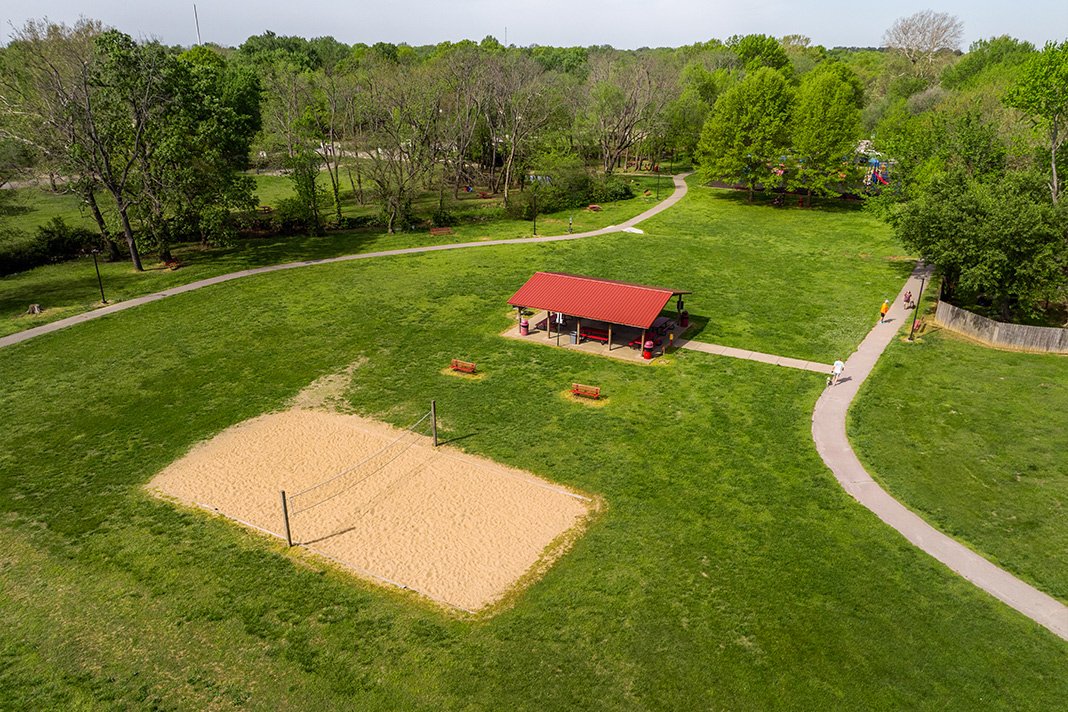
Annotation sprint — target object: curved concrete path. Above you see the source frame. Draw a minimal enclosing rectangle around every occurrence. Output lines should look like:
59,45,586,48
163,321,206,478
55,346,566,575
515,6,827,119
0,173,694,350
812,262,1068,641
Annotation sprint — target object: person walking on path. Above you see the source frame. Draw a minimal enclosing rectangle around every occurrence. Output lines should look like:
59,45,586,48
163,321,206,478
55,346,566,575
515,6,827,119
903,291,913,310
831,358,845,386
879,299,890,323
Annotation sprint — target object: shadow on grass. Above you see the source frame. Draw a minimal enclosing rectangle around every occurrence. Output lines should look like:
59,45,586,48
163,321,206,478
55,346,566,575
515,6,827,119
437,432,478,447
702,185,872,215
681,313,711,340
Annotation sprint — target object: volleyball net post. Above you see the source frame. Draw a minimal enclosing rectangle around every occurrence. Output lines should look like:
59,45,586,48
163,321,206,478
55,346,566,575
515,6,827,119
432,400,437,447
280,489,293,547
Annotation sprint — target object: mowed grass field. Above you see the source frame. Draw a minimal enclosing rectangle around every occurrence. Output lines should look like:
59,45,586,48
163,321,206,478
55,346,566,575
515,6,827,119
850,328,1068,605
2,185,1067,709
0,173,666,338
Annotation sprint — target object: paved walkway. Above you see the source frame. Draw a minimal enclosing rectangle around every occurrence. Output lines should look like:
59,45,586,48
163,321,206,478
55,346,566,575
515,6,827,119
811,262,1068,641
5,172,1066,640
0,173,695,350
676,339,828,373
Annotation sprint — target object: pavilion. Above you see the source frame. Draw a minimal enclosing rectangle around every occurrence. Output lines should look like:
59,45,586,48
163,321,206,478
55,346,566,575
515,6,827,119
507,272,692,357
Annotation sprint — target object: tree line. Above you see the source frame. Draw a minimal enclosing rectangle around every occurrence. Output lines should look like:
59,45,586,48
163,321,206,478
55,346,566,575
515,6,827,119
0,14,1065,323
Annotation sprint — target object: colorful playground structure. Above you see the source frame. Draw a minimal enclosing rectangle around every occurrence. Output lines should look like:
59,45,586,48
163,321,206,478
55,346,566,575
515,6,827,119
864,157,891,186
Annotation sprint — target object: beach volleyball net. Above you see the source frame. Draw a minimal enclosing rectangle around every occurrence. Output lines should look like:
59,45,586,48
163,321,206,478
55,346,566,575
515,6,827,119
282,406,436,544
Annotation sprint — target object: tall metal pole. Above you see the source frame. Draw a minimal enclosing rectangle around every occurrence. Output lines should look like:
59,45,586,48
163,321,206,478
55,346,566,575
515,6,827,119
431,400,438,447
280,490,293,547
92,250,107,304
908,276,926,341
193,5,202,45
532,189,537,236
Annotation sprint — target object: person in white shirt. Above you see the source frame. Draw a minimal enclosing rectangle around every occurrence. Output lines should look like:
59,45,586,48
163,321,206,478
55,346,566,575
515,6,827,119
831,359,845,386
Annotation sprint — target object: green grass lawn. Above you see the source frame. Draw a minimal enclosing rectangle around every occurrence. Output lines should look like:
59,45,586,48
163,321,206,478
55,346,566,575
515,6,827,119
2,175,906,365
637,178,911,362
1,226,1066,709
249,169,670,229
849,327,1068,605
0,186,98,235
0,175,668,339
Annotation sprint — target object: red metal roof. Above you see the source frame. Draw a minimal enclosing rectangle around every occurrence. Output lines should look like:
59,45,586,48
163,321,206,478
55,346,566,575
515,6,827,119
507,272,691,329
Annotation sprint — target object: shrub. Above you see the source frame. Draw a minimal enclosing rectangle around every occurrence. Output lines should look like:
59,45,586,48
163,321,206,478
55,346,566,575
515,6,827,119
504,185,567,220
272,196,316,234
0,230,41,276
36,217,95,263
431,207,457,227
336,215,382,230
0,218,97,276
601,177,635,202
505,167,636,222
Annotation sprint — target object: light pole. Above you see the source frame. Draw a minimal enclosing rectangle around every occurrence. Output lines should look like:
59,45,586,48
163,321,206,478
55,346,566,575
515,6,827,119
908,276,925,341
655,163,661,200
91,249,107,304
532,186,538,236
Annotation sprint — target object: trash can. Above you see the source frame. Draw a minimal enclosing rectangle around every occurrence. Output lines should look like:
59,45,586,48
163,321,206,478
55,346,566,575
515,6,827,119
643,340,654,360
520,318,529,336
570,331,578,344
680,310,689,328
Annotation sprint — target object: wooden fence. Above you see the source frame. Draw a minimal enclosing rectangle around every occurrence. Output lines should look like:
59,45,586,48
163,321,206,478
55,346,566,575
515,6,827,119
934,301,1068,353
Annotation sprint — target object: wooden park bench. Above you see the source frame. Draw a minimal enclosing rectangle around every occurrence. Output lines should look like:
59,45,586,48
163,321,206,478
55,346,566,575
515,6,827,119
579,327,610,343
259,206,272,214
587,204,602,211
430,227,453,237
571,383,601,400
450,359,477,374
164,258,183,271
477,192,491,198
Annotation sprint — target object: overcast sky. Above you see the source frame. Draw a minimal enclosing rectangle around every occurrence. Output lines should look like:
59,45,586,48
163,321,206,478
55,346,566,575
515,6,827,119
3,1,1066,51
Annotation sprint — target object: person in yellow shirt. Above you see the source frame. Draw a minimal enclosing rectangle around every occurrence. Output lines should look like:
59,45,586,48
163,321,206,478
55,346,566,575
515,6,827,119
879,299,890,324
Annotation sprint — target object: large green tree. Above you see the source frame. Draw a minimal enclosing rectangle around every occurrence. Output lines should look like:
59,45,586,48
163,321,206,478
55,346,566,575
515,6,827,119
134,47,258,258
582,52,675,176
1005,40,1068,204
893,169,1066,319
727,34,792,76
361,59,442,233
695,67,793,200
0,20,152,269
789,63,863,204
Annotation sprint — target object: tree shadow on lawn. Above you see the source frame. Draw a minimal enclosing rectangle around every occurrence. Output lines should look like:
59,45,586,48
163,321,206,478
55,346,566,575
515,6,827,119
682,312,711,340
703,186,871,215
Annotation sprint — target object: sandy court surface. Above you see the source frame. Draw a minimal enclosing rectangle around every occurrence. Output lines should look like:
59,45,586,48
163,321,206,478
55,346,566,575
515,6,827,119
149,408,593,612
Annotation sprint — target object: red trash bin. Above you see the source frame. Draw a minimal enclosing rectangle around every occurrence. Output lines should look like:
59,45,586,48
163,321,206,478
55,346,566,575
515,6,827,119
520,318,529,336
642,340,654,360
680,311,689,328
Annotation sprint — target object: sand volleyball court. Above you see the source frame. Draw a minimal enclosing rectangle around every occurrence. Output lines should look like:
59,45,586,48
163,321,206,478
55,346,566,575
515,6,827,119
149,408,594,612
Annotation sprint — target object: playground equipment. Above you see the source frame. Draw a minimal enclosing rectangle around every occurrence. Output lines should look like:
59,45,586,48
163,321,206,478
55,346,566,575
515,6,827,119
864,158,890,187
